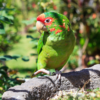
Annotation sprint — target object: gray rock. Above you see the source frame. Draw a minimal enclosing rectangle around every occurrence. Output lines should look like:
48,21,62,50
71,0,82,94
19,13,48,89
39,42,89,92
2,64,100,100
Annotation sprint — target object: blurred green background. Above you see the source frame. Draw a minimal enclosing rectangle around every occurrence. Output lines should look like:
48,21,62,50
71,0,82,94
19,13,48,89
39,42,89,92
1,0,100,97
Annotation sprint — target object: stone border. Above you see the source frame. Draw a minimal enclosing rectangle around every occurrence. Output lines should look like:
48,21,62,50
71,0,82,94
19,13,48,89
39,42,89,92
2,64,100,100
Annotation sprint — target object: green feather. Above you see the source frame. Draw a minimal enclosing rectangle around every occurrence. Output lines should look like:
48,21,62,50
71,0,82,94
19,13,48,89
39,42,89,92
37,32,44,54
37,31,50,54
37,12,75,70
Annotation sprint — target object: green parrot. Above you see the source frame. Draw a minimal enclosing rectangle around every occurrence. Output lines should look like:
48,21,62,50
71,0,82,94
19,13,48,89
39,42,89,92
34,12,75,79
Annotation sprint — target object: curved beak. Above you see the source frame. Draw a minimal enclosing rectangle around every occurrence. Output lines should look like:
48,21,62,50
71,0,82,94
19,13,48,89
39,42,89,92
36,21,47,34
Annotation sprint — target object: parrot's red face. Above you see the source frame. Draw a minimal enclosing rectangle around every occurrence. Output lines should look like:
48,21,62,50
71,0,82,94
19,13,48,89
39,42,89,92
36,13,54,33
37,14,53,26
36,12,70,35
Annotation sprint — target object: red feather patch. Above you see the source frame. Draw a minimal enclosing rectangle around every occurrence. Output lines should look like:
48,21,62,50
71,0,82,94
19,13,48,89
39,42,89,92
56,29,62,34
59,23,65,29
68,27,70,31
50,28,55,32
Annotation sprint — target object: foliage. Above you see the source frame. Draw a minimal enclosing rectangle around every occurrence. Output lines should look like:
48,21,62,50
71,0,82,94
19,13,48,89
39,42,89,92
0,66,23,99
68,46,79,69
0,0,21,53
59,0,100,67
51,88,100,100
0,1,21,98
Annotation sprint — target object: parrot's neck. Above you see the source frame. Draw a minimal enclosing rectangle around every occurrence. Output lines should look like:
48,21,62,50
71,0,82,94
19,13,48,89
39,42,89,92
44,29,74,43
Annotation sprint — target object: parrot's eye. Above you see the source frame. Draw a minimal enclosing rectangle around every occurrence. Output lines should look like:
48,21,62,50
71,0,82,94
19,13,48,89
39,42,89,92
45,19,51,23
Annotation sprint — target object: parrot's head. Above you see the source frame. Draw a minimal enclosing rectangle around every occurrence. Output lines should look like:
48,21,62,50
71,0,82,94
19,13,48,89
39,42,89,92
36,12,71,34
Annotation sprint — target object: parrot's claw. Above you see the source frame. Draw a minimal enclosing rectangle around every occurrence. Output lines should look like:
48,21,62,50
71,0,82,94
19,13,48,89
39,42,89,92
33,69,50,75
55,71,61,83
51,70,61,83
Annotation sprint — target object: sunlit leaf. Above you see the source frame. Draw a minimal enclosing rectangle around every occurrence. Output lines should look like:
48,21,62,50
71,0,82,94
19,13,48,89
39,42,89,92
93,88,100,92
0,16,13,24
80,38,85,46
30,40,38,45
87,60,96,65
0,56,6,61
22,18,36,25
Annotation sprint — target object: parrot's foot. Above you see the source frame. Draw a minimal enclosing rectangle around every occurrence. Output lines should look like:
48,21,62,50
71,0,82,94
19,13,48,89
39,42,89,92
33,69,61,83
33,69,50,76
53,70,61,83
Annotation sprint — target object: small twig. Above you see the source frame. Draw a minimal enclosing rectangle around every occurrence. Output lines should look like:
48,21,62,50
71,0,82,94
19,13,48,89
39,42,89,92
79,79,91,92
82,38,89,54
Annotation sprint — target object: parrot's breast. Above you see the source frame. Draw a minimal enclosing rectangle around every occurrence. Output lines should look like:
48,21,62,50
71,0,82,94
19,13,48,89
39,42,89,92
42,32,75,69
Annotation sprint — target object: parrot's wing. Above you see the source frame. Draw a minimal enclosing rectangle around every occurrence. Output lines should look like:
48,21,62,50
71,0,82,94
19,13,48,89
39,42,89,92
37,32,44,54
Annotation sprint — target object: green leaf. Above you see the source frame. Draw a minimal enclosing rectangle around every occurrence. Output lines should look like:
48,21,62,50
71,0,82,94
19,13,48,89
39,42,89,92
4,55,13,60
86,89,92,92
0,66,8,71
0,23,5,34
88,43,92,48
26,35,34,39
4,8,15,12
0,0,3,7
0,56,6,61
0,70,8,78
26,35,39,40
32,45,37,49
0,55,21,61
80,38,85,46
30,53,37,56
22,56,29,62
0,80,3,85
22,18,36,25
87,60,96,65
93,88,100,92
32,38,39,41
12,54,21,60
0,16,13,24
0,55,13,61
